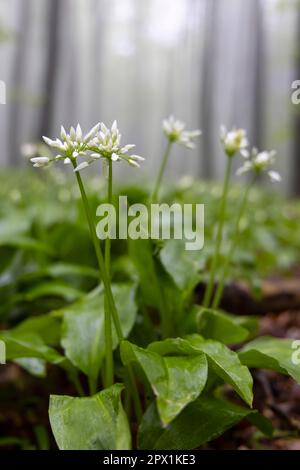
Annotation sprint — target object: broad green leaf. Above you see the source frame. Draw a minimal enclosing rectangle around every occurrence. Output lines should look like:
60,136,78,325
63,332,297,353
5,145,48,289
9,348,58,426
46,262,98,279
13,314,61,346
60,283,137,384
186,335,253,406
239,336,300,383
138,396,269,450
49,384,131,450
121,340,207,424
197,308,250,344
160,239,201,291
129,239,187,337
47,222,93,266
234,315,259,339
0,331,64,364
149,335,253,407
148,337,199,356
20,281,84,302
0,323,77,379
128,239,161,309
0,235,53,254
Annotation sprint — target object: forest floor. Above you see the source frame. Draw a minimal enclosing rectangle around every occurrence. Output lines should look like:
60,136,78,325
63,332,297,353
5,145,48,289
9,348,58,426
209,276,300,450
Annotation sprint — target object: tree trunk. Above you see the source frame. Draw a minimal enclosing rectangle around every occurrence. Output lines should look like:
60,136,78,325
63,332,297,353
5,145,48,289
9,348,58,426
200,0,217,178
37,0,60,138
8,1,30,165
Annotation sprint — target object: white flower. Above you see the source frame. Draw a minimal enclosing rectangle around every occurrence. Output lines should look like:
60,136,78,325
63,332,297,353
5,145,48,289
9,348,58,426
162,115,201,149
268,170,281,183
220,126,248,157
90,120,145,168
237,148,281,183
30,156,51,168
33,123,101,171
73,161,90,172
35,122,144,172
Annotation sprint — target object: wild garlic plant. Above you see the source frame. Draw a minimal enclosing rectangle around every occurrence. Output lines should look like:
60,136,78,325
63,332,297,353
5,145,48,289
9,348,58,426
147,117,201,338
202,126,249,308
151,115,201,202
32,122,143,417
6,118,300,452
209,148,281,310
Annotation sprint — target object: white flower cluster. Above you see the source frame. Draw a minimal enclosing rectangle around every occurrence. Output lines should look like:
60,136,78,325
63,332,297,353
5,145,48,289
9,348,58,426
237,148,281,183
30,118,281,185
89,121,144,169
31,122,144,172
220,126,281,182
163,115,201,149
220,126,248,157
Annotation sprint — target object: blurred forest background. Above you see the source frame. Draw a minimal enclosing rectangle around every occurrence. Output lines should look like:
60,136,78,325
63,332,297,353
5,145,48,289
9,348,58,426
0,0,299,194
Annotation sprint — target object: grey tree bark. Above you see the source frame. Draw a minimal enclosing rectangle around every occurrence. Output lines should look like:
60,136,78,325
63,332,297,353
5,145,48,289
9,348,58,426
37,0,60,138
8,1,31,165
200,0,217,178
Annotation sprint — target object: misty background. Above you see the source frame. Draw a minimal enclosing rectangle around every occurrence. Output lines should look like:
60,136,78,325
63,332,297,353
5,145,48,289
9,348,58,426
0,0,299,194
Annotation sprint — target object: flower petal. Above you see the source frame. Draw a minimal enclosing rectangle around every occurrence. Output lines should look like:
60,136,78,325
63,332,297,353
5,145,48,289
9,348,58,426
70,127,76,140
30,156,50,164
128,158,140,167
129,155,145,162
268,170,282,183
84,123,101,143
60,126,67,140
76,124,83,141
74,161,90,172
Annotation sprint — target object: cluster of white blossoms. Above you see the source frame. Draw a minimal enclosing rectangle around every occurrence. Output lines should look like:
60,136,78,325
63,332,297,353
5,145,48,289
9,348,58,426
220,126,281,183
31,123,100,169
30,122,144,171
220,126,249,157
88,121,145,169
30,118,281,184
162,115,201,149
237,148,281,183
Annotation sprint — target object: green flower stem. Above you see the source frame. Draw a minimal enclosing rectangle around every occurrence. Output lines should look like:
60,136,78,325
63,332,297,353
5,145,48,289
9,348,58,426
74,168,123,338
71,370,85,397
150,140,173,337
104,159,114,388
151,140,173,202
73,166,142,420
212,176,255,309
203,157,233,308
88,376,97,396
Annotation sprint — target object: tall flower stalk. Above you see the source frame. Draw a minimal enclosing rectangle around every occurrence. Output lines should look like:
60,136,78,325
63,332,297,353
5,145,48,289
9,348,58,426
211,147,281,309
74,167,142,417
151,140,172,203
104,159,114,387
151,116,201,202
90,121,144,387
203,127,248,308
211,176,254,309
150,117,201,338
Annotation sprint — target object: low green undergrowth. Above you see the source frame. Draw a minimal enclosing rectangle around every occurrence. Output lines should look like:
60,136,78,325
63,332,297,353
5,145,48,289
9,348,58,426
0,120,300,450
